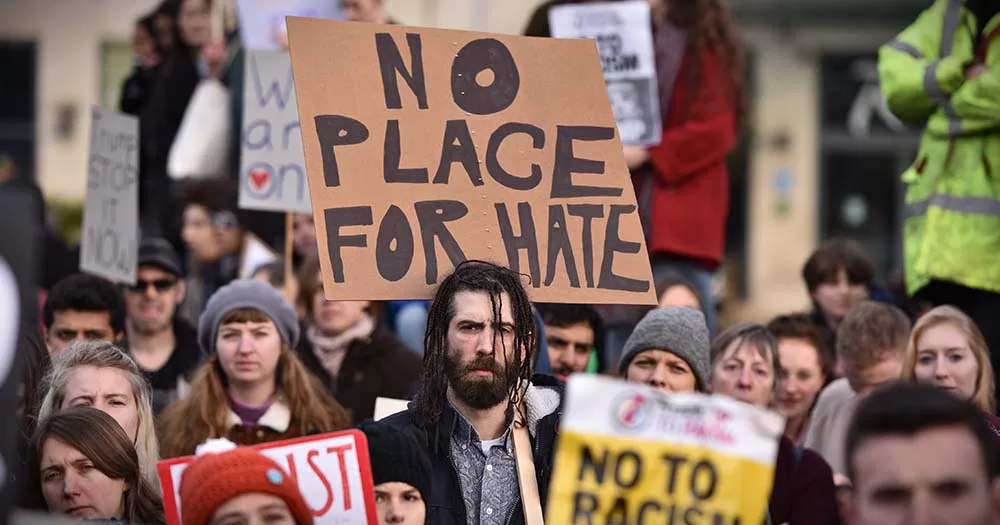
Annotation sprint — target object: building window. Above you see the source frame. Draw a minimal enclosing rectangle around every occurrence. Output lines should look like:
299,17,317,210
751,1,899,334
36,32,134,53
101,41,132,112
819,52,919,283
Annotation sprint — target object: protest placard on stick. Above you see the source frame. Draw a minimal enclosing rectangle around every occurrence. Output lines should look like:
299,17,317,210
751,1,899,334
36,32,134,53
239,50,311,214
548,375,783,524
286,18,656,305
80,107,139,285
549,1,662,147
158,430,376,525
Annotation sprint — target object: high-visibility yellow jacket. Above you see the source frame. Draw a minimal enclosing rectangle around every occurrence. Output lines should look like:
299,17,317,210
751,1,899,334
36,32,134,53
879,0,1000,295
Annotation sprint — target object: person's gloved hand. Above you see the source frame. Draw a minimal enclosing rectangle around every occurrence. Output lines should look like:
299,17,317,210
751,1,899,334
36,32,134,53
966,62,990,81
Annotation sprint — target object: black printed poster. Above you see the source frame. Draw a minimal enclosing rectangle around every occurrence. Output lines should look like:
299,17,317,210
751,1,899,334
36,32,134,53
549,1,662,147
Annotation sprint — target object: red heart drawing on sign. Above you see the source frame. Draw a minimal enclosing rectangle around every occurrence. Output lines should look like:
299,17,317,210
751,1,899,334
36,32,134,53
250,169,270,191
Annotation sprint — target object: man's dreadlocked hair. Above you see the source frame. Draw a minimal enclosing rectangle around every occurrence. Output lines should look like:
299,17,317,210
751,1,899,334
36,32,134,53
418,260,536,428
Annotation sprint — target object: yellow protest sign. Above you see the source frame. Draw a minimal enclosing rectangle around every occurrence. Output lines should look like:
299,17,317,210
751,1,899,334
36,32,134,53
548,375,783,524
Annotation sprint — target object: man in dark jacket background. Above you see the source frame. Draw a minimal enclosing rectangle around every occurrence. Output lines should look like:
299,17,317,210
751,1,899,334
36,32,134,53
124,238,202,415
380,261,563,525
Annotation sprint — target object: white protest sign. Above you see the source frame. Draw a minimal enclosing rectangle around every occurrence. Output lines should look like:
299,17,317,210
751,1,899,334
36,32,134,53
549,1,662,146
239,50,311,213
80,107,139,284
548,375,783,523
373,397,408,421
158,431,376,525
235,0,341,51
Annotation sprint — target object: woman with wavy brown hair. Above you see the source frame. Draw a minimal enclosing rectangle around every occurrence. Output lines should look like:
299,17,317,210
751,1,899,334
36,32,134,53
25,406,165,524
157,280,350,458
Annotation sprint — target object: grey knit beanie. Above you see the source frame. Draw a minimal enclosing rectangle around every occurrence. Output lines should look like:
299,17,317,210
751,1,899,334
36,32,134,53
198,279,301,353
618,307,711,390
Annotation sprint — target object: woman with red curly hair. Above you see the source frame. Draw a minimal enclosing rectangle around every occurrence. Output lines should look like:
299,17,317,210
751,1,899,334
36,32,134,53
525,0,746,342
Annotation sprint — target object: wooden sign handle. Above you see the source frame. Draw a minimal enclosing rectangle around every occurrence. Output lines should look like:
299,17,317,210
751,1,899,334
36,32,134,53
284,212,294,303
513,405,545,525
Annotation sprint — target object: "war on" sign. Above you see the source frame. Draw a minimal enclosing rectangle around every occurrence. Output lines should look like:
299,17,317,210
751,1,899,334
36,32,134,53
238,50,311,214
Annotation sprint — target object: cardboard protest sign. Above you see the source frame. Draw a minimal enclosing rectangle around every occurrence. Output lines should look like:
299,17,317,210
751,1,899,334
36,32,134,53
158,431,376,525
235,0,340,51
286,18,656,305
80,107,139,285
548,375,783,524
549,1,662,146
239,50,311,213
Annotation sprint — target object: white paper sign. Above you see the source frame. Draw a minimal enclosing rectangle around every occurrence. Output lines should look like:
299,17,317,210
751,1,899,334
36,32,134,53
235,0,341,51
373,397,409,421
239,50,311,213
549,1,662,146
80,107,139,284
158,431,376,525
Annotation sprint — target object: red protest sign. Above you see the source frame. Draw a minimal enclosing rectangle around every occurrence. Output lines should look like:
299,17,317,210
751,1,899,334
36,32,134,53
158,430,376,525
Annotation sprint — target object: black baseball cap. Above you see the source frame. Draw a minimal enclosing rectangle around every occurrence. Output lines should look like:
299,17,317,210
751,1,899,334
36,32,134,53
137,238,183,277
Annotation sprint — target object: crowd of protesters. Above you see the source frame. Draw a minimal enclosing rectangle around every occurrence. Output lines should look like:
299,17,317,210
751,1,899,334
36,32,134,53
5,0,999,524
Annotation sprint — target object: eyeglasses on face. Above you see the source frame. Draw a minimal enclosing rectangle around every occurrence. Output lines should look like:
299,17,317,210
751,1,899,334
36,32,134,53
126,279,178,293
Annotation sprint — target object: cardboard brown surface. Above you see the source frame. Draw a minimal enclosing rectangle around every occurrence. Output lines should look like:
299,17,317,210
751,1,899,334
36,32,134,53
287,17,656,304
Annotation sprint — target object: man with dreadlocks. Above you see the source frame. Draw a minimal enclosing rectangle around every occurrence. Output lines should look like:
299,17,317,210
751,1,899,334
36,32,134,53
379,261,564,525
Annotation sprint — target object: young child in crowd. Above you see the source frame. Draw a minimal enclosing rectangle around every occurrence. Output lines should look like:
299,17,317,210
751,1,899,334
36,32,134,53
179,439,313,525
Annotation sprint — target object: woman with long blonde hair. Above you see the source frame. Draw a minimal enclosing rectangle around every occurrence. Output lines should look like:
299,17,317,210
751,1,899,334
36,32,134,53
37,341,161,494
157,280,350,458
902,305,1000,435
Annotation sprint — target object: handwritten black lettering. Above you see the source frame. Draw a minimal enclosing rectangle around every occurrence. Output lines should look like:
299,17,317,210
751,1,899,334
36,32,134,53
314,115,370,188
414,200,469,284
384,120,429,183
451,38,520,115
375,205,415,282
432,120,483,186
485,122,544,191
375,33,428,110
598,204,649,293
551,125,622,199
566,204,604,288
495,202,540,288
325,206,374,283
543,205,580,288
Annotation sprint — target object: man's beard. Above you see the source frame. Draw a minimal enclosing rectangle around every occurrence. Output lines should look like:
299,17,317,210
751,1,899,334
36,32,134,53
552,363,579,379
445,353,514,410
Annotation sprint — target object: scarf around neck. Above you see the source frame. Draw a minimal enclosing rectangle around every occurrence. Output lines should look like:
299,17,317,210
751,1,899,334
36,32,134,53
306,314,376,379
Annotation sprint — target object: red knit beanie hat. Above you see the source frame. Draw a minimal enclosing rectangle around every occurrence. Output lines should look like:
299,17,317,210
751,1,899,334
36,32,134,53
179,441,313,525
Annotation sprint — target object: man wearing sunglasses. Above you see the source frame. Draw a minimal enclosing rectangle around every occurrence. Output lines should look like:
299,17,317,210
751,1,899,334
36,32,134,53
124,238,201,414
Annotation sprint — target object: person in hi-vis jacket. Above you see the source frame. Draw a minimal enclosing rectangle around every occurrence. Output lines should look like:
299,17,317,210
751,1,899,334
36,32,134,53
878,0,1000,407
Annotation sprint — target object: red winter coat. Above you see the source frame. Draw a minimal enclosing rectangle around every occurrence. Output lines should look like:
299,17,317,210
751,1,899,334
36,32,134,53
643,46,736,270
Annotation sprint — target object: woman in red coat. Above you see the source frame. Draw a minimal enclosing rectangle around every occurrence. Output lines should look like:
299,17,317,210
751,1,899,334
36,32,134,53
525,0,747,359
